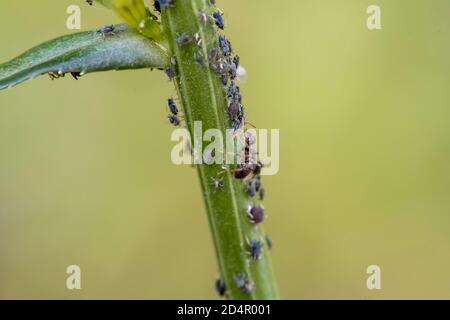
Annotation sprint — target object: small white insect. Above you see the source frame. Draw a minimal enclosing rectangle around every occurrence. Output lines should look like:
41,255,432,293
236,65,247,83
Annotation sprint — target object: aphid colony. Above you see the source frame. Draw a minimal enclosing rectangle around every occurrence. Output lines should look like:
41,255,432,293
167,98,181,126
157,0,274,297
83,0,274,298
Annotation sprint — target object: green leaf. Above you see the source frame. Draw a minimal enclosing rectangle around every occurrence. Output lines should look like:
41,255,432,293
0,24,169,90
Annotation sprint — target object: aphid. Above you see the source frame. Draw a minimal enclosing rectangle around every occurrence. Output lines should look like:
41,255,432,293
234,273,246,289
167,98,178,115
215,278,226,297
211,176,223,190
254,175,261,192
168,114,180,126
221,74,228,86
170,56,177,65
228,101,245,132
228,101,240,120
86,0,93,5
248,239,262,260
176,33,192,46
233,55,240,68
265,235,273,250
156,0,173,10
228,61,237,80
208,48,219,61
218,36,232,57
213,11,225,30
243,282,254,293
211,57,228,75
96,25,115,35
234,273,254,293
230,106,245,131
227,56,239,80
232,119,243,131
165,67,176,80
227,82,240,100
259,187,265,201
247,180,257,197
247,205,265,224
194,52,205,66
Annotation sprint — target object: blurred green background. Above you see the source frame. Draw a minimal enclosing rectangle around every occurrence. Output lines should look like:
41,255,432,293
1,0,450,299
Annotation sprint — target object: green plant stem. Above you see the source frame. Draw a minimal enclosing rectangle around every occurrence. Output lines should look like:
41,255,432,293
160,0,278,300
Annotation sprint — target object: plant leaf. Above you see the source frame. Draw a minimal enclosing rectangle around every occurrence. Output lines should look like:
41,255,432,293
0,24,169,90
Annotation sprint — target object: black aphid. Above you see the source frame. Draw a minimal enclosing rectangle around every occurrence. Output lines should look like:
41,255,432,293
218,36,232,57
247,180,257,197
248,239,262,260
227,82,240,100
96,25,115,35
234,273,246,288
234,273,254,293
215,278,226,297
86,0,93,5
221,74,228,86
168,114,180,126
168,98,178,115
228,60,237,79
254,175,261,192
213,11,225,30
232,108,245,131
208,48,219,61
227,101,241,121
248,206,265,224
156,0,172,10
233,55,240,66
176,33,191,46
165,67,176,80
